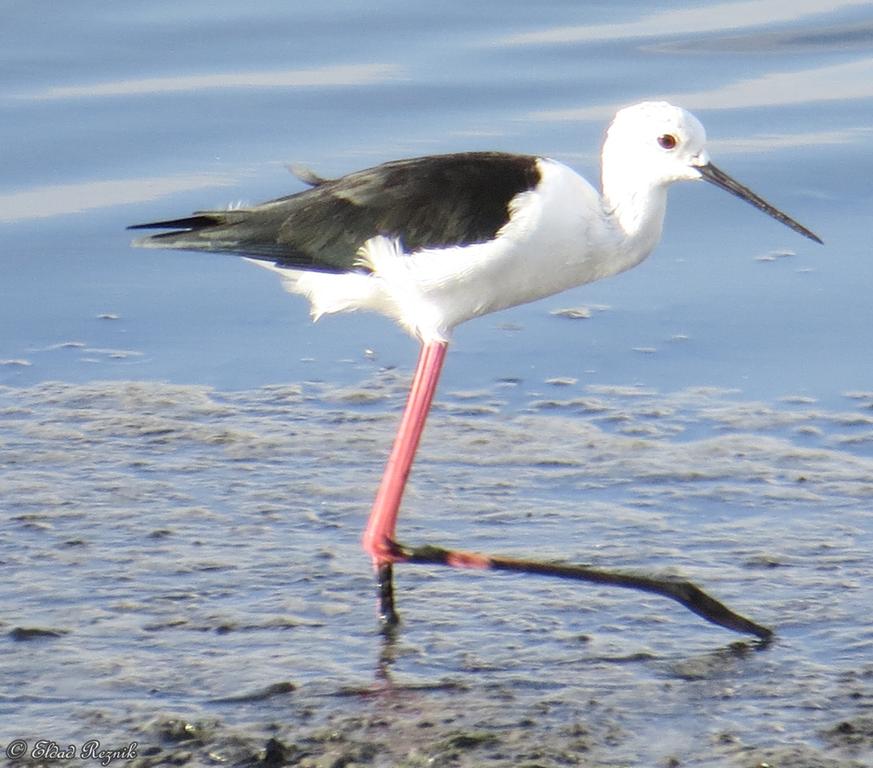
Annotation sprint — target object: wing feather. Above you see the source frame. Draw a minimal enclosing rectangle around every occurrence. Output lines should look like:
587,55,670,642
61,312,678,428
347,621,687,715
129,152,541,273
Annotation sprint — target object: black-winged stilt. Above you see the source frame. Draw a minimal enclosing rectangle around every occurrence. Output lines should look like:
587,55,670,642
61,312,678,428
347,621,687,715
130,101,820,640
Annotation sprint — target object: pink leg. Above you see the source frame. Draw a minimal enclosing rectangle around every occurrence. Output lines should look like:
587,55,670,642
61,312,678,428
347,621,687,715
362,340,448,567
357,342,772,641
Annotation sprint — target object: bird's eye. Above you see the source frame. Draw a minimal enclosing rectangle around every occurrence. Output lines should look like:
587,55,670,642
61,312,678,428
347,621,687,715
657,134,678,150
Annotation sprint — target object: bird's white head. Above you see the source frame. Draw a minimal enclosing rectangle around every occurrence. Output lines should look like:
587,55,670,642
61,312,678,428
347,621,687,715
602,101,709,195
600,100,822,244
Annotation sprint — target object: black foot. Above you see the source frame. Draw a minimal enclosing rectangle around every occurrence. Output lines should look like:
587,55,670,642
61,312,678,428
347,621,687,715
376,562,400,629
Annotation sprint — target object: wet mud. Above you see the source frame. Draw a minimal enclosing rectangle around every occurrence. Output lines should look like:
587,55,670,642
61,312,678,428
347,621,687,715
1,375,872,767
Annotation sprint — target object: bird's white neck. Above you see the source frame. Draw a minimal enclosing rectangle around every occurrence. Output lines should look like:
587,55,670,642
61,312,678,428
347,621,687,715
601,176,668,264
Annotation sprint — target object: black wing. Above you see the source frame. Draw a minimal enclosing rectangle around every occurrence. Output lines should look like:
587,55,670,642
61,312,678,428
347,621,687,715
129,152,541,273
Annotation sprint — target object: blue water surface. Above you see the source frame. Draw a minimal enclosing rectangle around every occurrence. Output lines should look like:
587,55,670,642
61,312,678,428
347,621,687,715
1,0,870,402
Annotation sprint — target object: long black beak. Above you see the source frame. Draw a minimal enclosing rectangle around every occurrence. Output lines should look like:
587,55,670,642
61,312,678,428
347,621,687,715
697,162,822,244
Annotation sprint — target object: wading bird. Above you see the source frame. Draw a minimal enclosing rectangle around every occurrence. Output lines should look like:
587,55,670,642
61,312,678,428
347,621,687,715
131,101,820,640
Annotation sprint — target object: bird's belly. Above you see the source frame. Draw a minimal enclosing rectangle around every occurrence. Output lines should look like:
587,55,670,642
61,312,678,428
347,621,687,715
410,227,608,332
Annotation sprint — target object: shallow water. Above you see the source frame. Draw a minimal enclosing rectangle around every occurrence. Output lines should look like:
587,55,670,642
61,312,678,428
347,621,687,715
1,1,872,766
2,377,872,766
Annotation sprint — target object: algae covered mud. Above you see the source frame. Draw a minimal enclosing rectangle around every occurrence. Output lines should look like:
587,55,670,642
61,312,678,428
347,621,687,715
1,375,871,766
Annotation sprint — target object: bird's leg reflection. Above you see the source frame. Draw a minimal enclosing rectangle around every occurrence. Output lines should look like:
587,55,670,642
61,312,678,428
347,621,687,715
375,621,400,685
